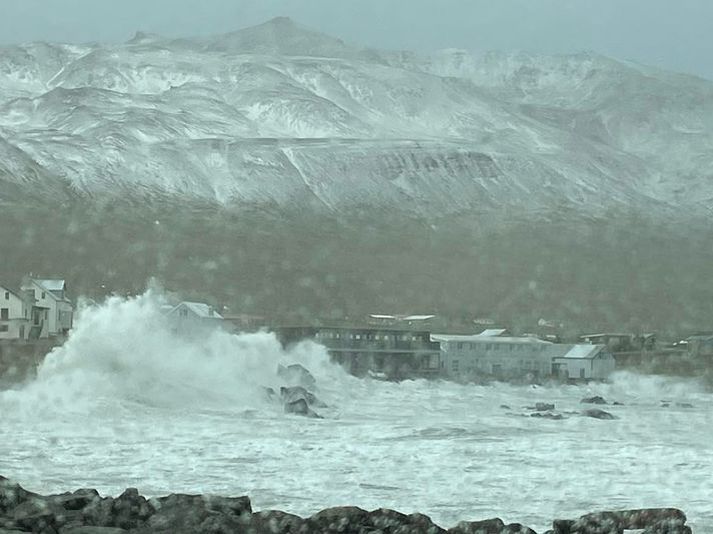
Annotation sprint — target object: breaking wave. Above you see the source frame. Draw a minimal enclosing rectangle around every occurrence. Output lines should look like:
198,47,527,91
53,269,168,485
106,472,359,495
0,290,350,416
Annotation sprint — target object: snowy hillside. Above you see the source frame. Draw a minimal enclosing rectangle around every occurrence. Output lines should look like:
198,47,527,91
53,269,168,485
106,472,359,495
0,16,712,218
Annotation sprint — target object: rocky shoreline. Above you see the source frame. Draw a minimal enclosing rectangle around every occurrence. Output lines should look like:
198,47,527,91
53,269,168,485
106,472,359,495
0,476,691,533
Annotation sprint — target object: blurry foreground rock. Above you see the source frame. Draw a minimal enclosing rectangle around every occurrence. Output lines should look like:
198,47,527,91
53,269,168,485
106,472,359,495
0,476,691,533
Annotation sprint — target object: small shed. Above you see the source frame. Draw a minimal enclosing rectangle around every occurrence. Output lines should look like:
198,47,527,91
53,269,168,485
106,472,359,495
553,344,615,380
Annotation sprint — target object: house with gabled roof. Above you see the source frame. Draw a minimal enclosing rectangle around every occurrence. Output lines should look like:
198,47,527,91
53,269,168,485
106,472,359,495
20,277,74,337
165,301,224,334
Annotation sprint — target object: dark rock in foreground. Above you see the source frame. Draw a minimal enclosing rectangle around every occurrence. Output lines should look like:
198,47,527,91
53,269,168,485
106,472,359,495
0,476,692,533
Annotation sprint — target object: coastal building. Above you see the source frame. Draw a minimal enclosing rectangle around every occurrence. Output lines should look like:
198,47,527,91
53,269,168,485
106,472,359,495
432,331,615,381
165,301,224,333
276,324,441,380
0,285,33,340
579,333,636,352
20,278,74,337
552,344,616,380
432,333,555,380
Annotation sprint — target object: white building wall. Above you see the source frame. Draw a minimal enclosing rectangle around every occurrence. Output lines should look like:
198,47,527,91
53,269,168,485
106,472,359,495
591,353,616,379
0,289,31,340
20,281,60,336
437,337,614,381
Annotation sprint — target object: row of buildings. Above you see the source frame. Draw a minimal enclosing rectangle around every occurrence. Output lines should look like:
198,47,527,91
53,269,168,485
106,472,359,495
275,322,617,382
0,277,74,341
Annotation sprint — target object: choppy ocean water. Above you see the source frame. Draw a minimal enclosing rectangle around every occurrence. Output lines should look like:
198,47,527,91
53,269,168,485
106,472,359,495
1,293,711,532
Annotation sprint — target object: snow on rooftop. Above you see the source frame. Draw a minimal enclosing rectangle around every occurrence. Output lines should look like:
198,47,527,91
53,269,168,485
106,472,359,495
177,301,223,319
556,344,604,359
477,328,508,337
431,333,550,344
35,279,66,292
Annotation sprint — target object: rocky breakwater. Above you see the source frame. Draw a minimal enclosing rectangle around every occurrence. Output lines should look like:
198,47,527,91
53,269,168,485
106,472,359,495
0,476,692,533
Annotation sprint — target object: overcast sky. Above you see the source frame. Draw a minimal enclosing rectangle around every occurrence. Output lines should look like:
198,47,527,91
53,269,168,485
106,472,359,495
2,0,712,80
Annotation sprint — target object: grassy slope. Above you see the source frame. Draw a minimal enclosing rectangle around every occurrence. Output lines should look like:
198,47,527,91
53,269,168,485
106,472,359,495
1,200,712,337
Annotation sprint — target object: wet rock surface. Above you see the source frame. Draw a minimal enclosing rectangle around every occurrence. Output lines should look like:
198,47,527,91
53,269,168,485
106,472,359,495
582,408,617,420
580,396,608,405
0,476,692,533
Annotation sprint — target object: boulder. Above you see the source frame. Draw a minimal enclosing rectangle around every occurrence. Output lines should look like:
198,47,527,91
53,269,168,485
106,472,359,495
580,396,607,405
612,508,686,530
553,509,689,534
447,517,504,533
280,386,325,417
582,409,617,420
277,363,316,390
144,493,251,533
0,476,35,515
571,511,623,533
642,523,691,534
502,524,536,533
50,489,101,512
370,508,445,533
11,498,62,533
60,528,129,534
551,519,574,533
248,510,310,533
534,403,555,411
310,506,371,533
280,386,326,407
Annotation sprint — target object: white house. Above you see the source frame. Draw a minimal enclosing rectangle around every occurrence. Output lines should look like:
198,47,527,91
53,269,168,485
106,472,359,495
20,278,74,337
431,332,615,381
165,301,224,334
432,333,556,379
552,344,616,380
0,285,33,340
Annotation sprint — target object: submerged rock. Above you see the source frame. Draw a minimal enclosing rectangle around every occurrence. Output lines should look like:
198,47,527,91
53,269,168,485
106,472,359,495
582,408,617,420
531,412,564,420
580,396,607,405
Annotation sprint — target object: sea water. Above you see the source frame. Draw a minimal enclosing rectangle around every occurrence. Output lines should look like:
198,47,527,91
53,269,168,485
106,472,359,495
1,291,711,532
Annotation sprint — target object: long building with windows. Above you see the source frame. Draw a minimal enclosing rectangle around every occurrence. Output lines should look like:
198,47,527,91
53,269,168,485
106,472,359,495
275,325,441,380
431,333,615,381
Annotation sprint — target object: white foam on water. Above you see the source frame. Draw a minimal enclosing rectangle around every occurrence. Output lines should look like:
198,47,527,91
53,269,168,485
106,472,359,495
1,292,712,532
0,290,349,416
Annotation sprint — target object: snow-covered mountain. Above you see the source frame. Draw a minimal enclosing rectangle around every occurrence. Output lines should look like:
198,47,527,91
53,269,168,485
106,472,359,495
1,16,712,219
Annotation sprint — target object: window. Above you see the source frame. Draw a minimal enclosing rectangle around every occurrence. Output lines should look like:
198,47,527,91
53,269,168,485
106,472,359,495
41,291,46,299
0,325,8,332
451,359,459,372
457,342,463,349
485,343,492,350
0,308,8,320
3,291,8,300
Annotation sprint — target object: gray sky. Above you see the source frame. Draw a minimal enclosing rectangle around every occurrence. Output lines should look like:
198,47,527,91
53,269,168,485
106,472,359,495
2,0,713,80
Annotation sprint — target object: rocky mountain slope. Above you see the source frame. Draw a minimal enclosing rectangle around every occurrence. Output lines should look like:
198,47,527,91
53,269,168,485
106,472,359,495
1,17,712,330
1,17,711,218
